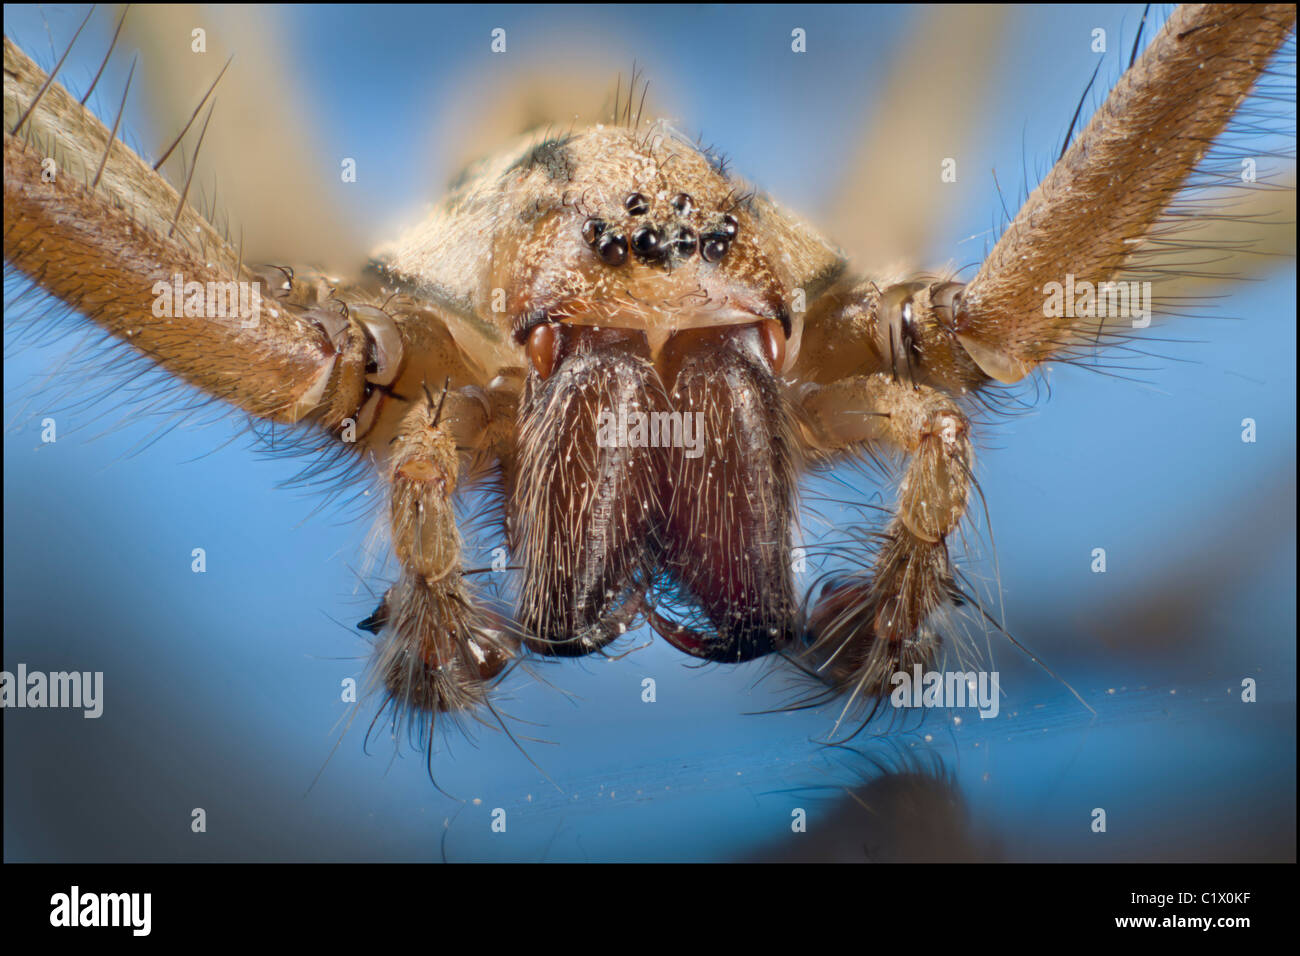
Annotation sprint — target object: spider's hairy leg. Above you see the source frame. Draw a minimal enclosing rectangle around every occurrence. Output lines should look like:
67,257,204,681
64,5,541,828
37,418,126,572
951,3,1296,385
2,36,366,427
794,373,973,709
794,275,985,395
794,4,1296,396
364,385,520,728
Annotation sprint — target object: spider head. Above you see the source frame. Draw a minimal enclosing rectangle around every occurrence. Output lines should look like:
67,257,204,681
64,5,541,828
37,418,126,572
376,122,841,384
504,125,793,379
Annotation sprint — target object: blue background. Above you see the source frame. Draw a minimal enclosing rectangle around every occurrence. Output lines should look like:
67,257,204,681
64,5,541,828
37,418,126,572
4,4,1295,861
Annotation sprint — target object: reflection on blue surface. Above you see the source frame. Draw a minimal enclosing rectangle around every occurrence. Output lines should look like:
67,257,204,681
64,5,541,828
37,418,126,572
3,4,1295,861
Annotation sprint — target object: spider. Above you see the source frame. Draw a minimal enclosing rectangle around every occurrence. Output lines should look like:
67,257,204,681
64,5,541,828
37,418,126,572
4,2,1295,779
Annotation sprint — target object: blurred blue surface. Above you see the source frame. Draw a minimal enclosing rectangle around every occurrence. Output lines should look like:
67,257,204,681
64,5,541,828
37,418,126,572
3,4,1295,861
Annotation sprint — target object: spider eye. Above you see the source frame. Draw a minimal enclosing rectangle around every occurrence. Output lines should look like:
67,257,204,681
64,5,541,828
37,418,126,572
624,192,650,216
670,226,697,258
631,225,663,258
670,193,694,215
581,218,606,245
701,236,730,263
526,323,562,379
757,319,785,372
597,233,628,266
720,213,739,239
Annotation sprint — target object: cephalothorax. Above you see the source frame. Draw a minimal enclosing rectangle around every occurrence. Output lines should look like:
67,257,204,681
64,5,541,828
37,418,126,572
4,5,1295,748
